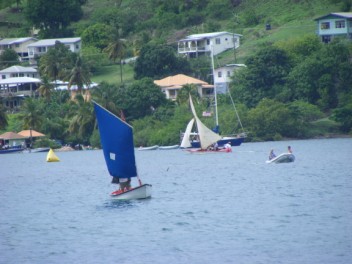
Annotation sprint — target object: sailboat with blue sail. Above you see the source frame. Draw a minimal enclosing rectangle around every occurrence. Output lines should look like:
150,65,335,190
93,101,152,200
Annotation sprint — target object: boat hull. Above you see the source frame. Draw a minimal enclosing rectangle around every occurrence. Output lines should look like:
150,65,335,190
138,145,159,151
190,136,245,148
186,148,232,154
266,153,295,164
0,147,24,154
111,184,152,200
158,145,179,150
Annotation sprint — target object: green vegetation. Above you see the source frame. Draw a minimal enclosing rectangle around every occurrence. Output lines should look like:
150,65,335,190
0,0,351,147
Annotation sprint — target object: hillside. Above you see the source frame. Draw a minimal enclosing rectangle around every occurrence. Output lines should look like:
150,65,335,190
0,0,344,60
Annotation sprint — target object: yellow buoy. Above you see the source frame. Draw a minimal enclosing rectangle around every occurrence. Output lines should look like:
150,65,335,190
46,148,60,162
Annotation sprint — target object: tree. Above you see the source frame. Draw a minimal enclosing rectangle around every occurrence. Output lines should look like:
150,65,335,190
39,41,76,84
117,78,167,120
104,32,127,83
0,101,8,130
0,49,19,68
37,76,54,101
67,95,95,143
18,98,42,146
134,44,191,79
91,82,120,115
81,23,113,51
65,56,91,94
25,0,87,38
231,45,292,107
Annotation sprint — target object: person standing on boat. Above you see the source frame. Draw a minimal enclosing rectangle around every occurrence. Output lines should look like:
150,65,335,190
111,177,131,192
119,178,131,191
269,149,276,160
288,146,292,153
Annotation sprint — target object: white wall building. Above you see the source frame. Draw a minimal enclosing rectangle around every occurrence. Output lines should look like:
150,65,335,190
0,37,37,61
178,32,241,58
27,37,81,64
213,64,246,94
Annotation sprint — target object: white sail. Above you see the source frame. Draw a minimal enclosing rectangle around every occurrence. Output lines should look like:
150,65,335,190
180,118,195,148
189,96,221,150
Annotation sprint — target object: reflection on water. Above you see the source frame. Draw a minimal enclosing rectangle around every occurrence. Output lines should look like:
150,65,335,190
0,138,352,264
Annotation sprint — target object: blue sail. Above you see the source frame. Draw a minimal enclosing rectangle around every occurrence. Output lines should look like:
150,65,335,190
93,102,137,178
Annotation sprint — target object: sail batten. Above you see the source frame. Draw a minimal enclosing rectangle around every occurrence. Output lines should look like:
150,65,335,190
94,102,137,178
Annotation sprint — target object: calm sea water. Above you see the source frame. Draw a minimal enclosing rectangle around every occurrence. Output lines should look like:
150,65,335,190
0,138,351,264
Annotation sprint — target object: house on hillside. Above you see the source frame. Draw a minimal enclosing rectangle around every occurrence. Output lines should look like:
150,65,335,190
0,65,39,79
154,74,213,100
314,12,352,43
0,77,41,111
178,32,241,58
27,37,81,64
213,64,246,94
0,37,37,61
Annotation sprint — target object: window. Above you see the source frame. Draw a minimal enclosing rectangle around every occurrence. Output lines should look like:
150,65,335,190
321,22,330,30
1,75,6,79
206,39,210,45
335,20,345,28
76,44,80,49
19,73,24,77
227,71,231,77
215,38,221,44
15,43,20,47
218,71,222,77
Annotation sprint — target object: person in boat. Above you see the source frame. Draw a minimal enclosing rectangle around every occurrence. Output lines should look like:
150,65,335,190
224,142,232,152
269,149,276,160
214,142,219,151
288,146,292,153
111,177,131,192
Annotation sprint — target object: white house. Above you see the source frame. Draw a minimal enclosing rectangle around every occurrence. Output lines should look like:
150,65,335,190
0,65,39,79
213,64,246,94
154,74,213,100
178,32,242,58
0,37,38,61
27,37,81,64
314,12,352,43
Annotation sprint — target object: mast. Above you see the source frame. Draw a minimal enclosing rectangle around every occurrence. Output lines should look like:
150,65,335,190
210,46,219,131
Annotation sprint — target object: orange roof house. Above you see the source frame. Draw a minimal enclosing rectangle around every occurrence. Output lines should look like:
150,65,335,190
18,130,45,137
154,74,213,100
0,131,26,147
0,131,26,140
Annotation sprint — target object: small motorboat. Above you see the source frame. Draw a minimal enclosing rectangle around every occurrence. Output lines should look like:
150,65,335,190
266,153,295,164
110,184,152,200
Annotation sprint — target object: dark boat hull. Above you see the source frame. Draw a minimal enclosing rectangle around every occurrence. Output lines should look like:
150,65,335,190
190,136,245,148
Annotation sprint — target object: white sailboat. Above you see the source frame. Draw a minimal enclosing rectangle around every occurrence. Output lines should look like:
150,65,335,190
186,46,246,148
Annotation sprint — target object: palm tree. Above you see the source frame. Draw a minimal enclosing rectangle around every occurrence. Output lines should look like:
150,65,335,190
67,95,95,141
19,98,42,148
37,76,54,101
0,101,8,130
39,51,61,87
91,82,120,115
104,32,126,84
66,56,91,94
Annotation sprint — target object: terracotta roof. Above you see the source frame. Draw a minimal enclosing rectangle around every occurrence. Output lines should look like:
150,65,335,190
154,74,208,87
18,130,45,137
0,132,26,140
